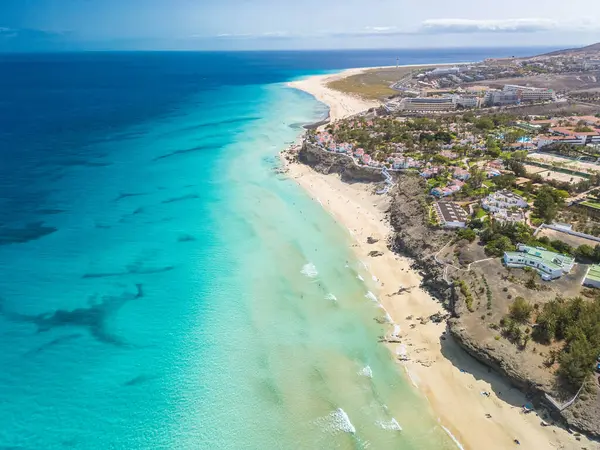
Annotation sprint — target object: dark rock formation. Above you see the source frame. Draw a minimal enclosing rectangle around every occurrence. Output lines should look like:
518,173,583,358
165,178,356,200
298,142,384,183
295,140,600,438
388,175,453,305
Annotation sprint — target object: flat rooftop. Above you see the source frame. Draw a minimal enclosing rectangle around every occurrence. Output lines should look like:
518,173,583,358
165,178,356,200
585,264,600,283
436,201,468,223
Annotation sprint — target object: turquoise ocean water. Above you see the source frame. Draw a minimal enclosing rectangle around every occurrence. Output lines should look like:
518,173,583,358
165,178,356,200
0,49,552,448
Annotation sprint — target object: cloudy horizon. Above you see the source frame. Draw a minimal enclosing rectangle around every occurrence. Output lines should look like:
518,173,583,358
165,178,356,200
1,0,599,51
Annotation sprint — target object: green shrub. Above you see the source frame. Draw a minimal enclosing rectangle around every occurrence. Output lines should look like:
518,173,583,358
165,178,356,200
509,296,533,323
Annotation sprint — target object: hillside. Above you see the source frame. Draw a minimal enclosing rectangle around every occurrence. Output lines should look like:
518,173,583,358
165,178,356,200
540,42,600,57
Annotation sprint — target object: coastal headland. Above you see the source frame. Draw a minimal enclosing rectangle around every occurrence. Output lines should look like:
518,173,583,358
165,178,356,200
285,64,598,449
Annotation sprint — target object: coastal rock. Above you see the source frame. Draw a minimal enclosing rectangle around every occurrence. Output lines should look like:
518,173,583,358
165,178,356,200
387,175,453,306
298,142,385,183
367,236,379,244
368,250,384,257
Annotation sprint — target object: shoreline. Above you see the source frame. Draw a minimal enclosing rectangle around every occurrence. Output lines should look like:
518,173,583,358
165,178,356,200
284,68,591,449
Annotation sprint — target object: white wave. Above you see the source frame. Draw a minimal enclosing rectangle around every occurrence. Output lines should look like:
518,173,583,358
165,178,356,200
378,305,393,323
360,260,369,271
301,262,318,278
325,293,338,302
330,408,356,434
393,324,401,336
316,408,356,435
396,344,407,357
317,198,323,206
358,365,373,378
403,366,419,389
441,425,465,450
357,274,364,281
365,291,378,303
372,275,378,282
377,418,402,431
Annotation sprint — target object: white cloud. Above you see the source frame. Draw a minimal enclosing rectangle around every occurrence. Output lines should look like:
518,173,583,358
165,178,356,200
211,31,291,40
420,18,558,33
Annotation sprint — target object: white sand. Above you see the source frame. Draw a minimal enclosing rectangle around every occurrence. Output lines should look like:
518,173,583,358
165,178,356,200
288,68,380,121
285,70,596,450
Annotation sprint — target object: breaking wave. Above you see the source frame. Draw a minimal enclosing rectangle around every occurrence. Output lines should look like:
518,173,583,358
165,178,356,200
365,291,378,303
301,262,318,278
316,408,356,435
358,365,373,378
357,274,364,281
376,418,402,431
325,293,338,302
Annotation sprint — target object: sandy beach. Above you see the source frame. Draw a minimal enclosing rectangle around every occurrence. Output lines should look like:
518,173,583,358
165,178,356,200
288,69,381,121
286,70,595,450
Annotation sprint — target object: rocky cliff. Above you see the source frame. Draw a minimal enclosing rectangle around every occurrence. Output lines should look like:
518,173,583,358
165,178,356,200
294,141,600,439
388,176,453,305
298,142,385,183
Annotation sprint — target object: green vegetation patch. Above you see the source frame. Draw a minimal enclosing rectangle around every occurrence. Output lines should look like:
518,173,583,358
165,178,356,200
327,66,436,100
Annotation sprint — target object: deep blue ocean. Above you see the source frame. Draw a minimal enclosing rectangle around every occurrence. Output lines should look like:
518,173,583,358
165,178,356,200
0,47,554,449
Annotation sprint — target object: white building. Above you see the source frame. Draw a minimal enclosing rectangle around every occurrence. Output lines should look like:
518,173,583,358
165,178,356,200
453,95,479,108
484,89,519,106
427,66,461,77
399,97,457,112
481,190,528,212
435,201,469,228
504,244,575,281
503,85,555,102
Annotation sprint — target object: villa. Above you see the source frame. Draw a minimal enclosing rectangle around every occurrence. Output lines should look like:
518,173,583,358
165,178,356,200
482,190,528,212
389,156,421,170
440,149,458,159
485,168,502,178
452,168,471,181
503,244,575,281
431,180,464,198
420,167,441,178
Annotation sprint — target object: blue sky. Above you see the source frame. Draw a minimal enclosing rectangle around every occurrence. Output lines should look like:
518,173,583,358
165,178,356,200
1,0,599,51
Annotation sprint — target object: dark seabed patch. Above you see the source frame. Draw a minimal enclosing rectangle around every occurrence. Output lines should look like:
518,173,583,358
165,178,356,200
161,194,200,204
0,285,143,347
53,159,112,168
153,144,223,161
24,333,83,356
0,222,57,246
123,374,156,387
114,192,149,202
170,116,260,134
177,234,196,242
83,265,174,279
35,209,66,215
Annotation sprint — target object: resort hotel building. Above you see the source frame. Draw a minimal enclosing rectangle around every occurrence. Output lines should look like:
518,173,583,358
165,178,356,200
503,244,575,281
398,97,457,112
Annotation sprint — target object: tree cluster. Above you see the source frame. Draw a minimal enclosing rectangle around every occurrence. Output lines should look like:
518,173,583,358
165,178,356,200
533,296,600,387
